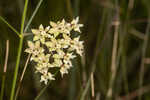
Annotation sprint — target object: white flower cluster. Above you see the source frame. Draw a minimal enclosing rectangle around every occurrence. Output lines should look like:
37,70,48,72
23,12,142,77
25,17,84,84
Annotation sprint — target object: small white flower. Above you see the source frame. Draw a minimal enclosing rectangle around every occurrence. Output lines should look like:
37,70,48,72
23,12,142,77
63,60,72,67
70,37,84,56
60,66,68,77
25,41,44,55
32,24,51,43
40,72,55,84
70,17,83,33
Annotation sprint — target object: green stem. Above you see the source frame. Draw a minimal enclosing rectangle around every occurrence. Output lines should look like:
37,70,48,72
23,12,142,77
10,0,28,100
24,0,43,32
0,16,21,38
68,0,79,100
122,50,129,97
80,77,91,100
20,0,28,34
34,71,59,100
34,81,52,100
10,37,24,100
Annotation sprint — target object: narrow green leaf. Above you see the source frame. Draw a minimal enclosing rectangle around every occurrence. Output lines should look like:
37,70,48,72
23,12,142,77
24,0,43,33
0,16,21,38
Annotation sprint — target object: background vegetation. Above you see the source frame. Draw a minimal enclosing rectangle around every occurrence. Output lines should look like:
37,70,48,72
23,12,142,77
0,0,150,100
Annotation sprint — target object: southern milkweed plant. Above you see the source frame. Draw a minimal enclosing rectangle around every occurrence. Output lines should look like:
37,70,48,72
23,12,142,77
25,17,84,84
0,0,84,100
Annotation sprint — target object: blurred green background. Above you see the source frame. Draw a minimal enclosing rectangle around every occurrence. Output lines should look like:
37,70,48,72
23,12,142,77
0,0,150,100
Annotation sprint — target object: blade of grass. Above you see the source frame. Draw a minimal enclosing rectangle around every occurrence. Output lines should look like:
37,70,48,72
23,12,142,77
80,77,91,100
90,72,95,99
106,6,119,100
0,40,9,100
34,81,52,100
24,0,43,32
10,0,28,100
14,54,31,100
129,28,145,40
0,16,21,38
121,50,129,96
117,84,150,100
139,16,150,100
80,4,112,99
118,0,135,97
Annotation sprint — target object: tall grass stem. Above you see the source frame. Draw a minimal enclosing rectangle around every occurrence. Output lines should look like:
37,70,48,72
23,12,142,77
106,13,119,100
139,17,150,100
10,0,28,100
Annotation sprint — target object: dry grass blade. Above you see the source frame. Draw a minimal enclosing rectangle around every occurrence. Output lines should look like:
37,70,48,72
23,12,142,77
129,28,145,40
14,54,31,100
139,18,150,100
117,84,150,100
106,10,120,99
4,40,9,73
143,58,150,64
90,72,95,98
0,40,9,100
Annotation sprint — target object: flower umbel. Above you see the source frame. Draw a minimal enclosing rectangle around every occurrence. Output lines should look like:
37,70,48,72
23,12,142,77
25,17,84,84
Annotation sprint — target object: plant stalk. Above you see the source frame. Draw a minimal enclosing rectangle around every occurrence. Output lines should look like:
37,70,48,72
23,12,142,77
10,0,28,100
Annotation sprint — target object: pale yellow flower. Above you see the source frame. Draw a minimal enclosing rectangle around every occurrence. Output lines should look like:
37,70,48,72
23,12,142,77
32,24,51,43
25,41,44,56
70,36,84,56
60,66,68,77
70,17,83,33
40,72,55,84
25,17,84,84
